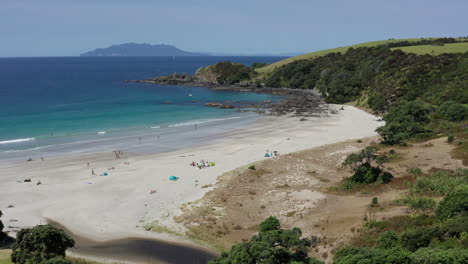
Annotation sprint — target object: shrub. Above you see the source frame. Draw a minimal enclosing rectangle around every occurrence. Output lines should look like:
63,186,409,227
403,196,437,214
448,134,455,143
411,247,468,264
408,168,423,175
248,165,256,170
376,231,401,249
371,197,379,207
436,188,468,220
435,101,467,121
411,169,468,196
334,246,412,264
401,226,441,252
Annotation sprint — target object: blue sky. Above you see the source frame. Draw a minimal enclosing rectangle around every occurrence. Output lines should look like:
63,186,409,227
1,0,467,57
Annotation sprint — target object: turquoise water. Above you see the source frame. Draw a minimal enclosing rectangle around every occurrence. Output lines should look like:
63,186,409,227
0,56,285,159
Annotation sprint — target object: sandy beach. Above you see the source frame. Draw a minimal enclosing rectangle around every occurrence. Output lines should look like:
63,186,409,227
0,105,382,252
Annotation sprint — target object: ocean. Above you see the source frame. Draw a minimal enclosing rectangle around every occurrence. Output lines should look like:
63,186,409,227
0,56,285,160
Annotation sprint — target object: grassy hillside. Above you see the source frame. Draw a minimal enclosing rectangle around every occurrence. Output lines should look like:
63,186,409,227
257,38,467,73
392,42,468,55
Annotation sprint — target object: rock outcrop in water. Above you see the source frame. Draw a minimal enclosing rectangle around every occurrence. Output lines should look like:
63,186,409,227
126,62,328,117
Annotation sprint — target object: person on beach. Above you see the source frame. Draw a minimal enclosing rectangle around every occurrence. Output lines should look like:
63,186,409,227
157,135,160,141
87,162,89,167
92,169,94,175
41,155,44,161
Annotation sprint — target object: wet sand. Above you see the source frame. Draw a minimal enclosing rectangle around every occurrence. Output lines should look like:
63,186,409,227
50,220,217,264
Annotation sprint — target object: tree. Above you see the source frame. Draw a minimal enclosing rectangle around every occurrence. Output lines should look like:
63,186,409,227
259,216,281,233
11,225,75,264
0,210,4,238
376,101,432,144
209,217,322,264
342,146,380,171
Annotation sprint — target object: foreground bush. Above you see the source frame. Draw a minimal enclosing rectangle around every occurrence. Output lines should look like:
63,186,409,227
11,225,75,264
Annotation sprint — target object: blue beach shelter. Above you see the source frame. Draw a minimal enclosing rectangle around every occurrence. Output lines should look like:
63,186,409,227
103,172,108,176
169,176,178,181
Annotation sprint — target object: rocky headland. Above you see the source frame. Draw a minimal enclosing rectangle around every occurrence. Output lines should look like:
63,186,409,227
125,62,329,117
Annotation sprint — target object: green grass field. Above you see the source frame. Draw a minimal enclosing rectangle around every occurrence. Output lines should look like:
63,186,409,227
257,38,468,73
391,42,468,55
0,250,12,264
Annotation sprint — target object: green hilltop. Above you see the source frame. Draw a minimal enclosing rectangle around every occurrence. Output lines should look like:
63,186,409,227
257,38,468,73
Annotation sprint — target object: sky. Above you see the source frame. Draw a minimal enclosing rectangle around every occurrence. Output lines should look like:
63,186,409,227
0,0,467,57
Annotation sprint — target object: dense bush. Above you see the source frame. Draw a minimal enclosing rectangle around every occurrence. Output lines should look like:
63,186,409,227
435,101,467,121
264,47,468,111
411,247,468,264
11,225,75,264
435,187,468,220
400,226,441,252
209,217,322,264
376,231,401,249
376,101,432,144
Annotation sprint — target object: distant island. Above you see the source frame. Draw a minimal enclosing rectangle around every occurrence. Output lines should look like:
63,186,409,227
80,43,206,56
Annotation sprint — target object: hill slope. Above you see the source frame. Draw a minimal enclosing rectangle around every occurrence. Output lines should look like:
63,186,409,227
80,43,204,56
257,38,468,73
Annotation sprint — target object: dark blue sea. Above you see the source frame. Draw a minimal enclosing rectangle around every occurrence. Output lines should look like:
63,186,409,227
0,56,285,159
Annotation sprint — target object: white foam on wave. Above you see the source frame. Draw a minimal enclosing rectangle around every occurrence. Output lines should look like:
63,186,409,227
151,126,161,129
0,138,36,145
168,116,245,128
97,131,106,135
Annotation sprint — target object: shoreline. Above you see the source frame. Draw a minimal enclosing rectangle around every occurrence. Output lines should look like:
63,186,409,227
0,105,382,261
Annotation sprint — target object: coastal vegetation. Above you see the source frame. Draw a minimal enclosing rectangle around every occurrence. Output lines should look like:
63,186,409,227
209,217,323,264
189,38,467,147
196,61,256,85
334,168,468,264
256,37,468,73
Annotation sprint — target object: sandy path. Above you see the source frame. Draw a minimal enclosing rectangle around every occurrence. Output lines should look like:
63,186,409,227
0,105,381,248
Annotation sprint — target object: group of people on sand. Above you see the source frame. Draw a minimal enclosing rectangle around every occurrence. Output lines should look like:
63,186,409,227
265,150,280,157
190,160,214,169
